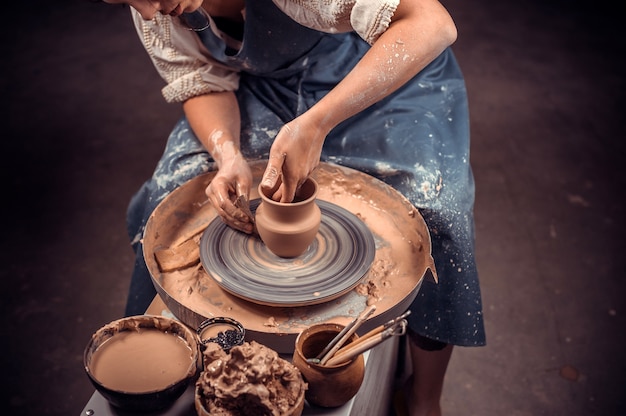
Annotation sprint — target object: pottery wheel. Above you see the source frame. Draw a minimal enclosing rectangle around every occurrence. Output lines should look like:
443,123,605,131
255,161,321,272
199,199,376,307
143,161,436,353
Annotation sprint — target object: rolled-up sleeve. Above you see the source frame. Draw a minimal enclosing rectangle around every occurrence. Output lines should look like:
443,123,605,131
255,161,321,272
273,0,399,45
131,10,240,103
350,0,399,44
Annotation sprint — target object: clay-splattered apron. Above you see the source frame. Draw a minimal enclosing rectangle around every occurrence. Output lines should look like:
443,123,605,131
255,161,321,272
126,0,485,347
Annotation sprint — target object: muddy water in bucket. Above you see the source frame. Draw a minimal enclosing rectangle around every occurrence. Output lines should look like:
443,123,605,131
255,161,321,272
83,315,200,412
292,323,365,408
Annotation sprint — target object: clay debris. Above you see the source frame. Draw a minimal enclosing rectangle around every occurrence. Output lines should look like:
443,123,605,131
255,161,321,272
196,341,306,416
154,233,202,272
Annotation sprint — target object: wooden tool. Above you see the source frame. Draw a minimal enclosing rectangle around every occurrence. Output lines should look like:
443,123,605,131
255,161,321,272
342,310,410,347
318,305,377,365
325,319,407,366
323,310,411,366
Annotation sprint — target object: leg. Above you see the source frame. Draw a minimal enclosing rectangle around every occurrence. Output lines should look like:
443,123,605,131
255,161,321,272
124,245,156,316
406,331,453,416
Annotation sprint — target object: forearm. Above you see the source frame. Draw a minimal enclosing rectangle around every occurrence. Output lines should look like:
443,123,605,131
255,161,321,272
306,0,457,132
183,86,253,232
183,91,242,167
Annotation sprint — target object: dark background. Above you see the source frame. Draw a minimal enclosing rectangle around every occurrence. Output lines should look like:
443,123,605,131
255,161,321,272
2,0,624,415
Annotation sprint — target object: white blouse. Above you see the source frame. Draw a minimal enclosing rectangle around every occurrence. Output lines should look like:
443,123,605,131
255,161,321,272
273,0,398,45
132,0,399,103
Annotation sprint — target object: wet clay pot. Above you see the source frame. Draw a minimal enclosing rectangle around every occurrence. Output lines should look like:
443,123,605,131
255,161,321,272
292,323,365,408
255,177,321,258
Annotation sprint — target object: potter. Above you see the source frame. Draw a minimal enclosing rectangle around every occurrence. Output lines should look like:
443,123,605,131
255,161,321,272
255,177,321,258
98,0,484,413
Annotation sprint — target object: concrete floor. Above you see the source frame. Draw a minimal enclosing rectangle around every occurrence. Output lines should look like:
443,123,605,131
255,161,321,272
2,0,624,415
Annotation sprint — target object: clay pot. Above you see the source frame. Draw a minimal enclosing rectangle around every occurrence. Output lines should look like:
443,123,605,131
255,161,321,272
292,323,365,408
255,177,321,258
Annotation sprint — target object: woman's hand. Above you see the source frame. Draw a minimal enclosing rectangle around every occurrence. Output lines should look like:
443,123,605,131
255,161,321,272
205,152,255,234
261,114,328,202
183,91,252,232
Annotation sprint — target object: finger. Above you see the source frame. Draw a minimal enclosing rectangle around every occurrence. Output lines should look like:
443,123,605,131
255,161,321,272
270,186,283,202
261,154,285,198
224,207,254,234
220,192,249,221
230,204,254,224
210,192,254,234
279,179,298,203
224,217,254,234
261,164,281,196
206,182,235,217
206,190,227,219
235,194,254,223
235,182,246,198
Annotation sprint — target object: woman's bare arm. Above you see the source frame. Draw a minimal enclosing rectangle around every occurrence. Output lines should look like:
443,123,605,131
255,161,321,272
262,0,457,201
184,92,255,233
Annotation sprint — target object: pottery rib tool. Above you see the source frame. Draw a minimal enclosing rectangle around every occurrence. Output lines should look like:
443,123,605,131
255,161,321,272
235,194,255,223
235,194,258,235
325,319,407,366
318,305,377,366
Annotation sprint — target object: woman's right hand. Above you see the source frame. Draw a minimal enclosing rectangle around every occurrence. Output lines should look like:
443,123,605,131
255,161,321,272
261,114,328,203
182,91,250,232
205,153,255,234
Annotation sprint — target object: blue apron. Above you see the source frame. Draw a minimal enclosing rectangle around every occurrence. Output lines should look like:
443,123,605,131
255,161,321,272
125,0,485,347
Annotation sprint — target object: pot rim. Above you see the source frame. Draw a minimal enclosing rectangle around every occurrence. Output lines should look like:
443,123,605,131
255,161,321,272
258,177,318,206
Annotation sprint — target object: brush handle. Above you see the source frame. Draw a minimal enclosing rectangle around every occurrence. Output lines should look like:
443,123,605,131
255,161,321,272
329,325,385,358
325,332,388,366
326,318,408,366
319,305,376,365
314,318,355,360
332,309,411,357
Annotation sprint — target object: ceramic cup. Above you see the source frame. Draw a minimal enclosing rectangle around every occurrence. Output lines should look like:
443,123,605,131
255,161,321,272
292,323,365,408
255,177,321,258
